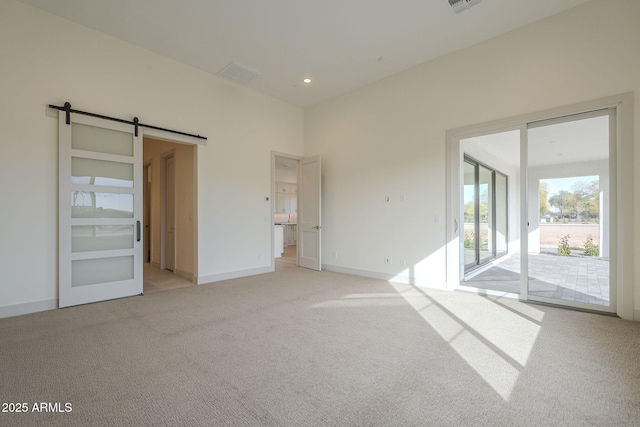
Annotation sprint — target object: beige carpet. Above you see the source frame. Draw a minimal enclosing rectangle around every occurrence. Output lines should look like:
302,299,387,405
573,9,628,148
1,267,639,426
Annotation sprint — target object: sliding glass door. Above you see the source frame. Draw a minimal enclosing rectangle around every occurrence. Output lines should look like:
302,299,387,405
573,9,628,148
449,95,632,318
463,161,476,268
525,111,613,312
463,156,508,274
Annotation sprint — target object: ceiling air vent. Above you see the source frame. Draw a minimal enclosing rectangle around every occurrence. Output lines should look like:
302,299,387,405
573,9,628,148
217,61,261,85
448,0,481,14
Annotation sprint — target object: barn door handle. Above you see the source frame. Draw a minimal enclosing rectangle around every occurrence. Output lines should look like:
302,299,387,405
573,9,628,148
137,221,141,242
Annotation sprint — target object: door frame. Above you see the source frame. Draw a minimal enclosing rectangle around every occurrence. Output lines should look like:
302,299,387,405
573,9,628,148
445,93,634,320
160,150,176,271
142,128,203,283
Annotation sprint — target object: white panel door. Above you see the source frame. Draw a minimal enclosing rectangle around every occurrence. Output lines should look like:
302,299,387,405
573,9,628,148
59,113,143,308
298,156,321,270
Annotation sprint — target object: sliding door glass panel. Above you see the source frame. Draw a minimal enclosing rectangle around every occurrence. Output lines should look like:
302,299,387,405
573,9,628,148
527,112,611,311
463,157,507,272
495,173,508,257
478,165,494,264
463,160,477,268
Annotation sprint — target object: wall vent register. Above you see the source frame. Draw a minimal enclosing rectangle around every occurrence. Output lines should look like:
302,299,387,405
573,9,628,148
447,0,481,14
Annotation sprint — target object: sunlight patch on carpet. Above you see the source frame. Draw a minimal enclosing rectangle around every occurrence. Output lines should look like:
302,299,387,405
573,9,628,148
390,282,543,401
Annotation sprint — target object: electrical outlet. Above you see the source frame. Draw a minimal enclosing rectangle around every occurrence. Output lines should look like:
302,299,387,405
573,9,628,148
400,194,407,203
400,259,406,267
333,251,338,259
385,257,392,265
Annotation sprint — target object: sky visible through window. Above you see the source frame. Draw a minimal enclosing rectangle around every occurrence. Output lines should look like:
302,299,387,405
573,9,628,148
542,175,598,197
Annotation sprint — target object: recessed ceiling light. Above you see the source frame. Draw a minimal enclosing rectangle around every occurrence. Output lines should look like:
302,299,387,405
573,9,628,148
303,78,312,84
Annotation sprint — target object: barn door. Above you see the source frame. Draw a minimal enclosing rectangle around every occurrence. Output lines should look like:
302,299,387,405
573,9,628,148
59,112,142,307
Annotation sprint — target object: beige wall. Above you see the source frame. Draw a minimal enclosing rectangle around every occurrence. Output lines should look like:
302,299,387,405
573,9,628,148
304,0,639,316
275,167,297,184
143,138,196,278
0,0,303,315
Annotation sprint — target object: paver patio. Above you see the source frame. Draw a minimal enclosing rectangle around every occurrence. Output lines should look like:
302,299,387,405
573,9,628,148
463,251,610,306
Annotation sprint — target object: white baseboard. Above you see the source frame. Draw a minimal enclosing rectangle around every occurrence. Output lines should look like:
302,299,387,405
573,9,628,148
322,264,414,285
0,299,58,319
323,264,403,282
197,266,274,285
323,264,447,290
175,268,196,283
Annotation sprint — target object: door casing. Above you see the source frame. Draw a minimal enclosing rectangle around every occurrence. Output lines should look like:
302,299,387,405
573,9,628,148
161,151,176,272
271,152,323,271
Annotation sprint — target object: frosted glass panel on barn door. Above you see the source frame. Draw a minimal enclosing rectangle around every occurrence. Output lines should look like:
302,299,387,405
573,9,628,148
59,113,142,308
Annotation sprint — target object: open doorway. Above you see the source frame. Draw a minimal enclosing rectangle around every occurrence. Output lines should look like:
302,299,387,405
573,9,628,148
459,130,521,293
272,152,323,272
274,154,299,271
143,137,197,292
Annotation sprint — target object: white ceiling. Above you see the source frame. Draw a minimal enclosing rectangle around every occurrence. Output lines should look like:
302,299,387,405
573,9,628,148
18,0,590,108
464,114,610,168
